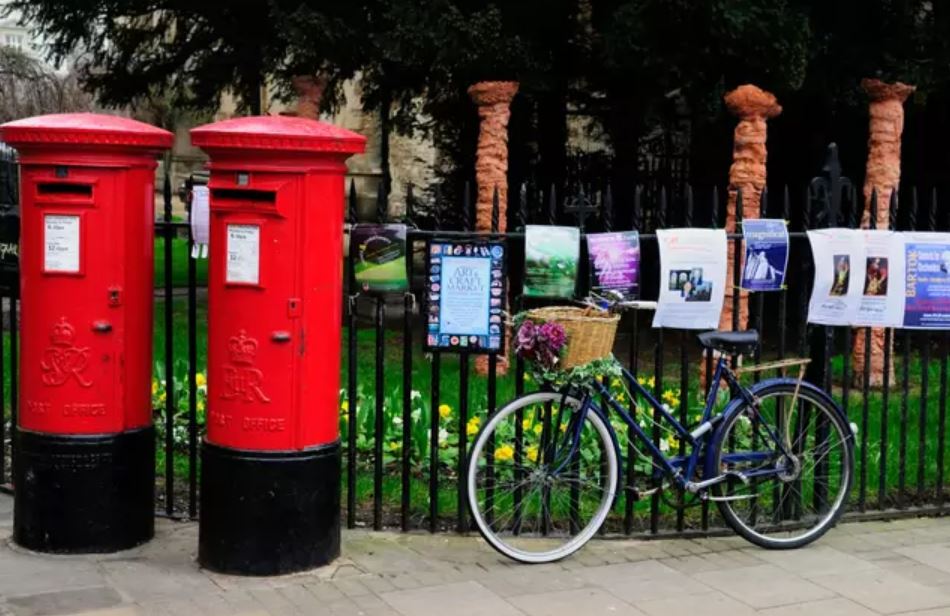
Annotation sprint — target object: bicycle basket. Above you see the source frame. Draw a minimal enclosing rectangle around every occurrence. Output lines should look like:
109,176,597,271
524,306,620,370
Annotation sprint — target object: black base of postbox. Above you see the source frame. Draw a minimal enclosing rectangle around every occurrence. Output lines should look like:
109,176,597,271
198,440,341,576
14,426,155,554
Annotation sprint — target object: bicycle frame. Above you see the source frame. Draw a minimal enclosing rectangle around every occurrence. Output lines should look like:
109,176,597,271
559,356,794,492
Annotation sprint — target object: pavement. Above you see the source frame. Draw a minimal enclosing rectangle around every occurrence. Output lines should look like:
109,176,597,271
0,496,947,616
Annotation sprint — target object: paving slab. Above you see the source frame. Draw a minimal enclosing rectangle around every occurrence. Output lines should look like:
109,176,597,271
579,560,711,603
811,566,950,614
508,587,644,616
693,563,836,609
380,581,523,616
0,493,942,616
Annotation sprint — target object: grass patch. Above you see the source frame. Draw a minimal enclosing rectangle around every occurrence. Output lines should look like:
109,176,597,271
153,238,208,288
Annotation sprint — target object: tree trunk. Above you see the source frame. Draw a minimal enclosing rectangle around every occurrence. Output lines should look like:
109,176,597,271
469,81,518,376
720,85,782,333
852,78,914,388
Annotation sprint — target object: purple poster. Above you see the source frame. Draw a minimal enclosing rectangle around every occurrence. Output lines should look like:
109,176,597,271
587,231,640,300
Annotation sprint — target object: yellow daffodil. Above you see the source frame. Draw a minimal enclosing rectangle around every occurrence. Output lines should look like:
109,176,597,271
616,392,626,404
494,444,514,462
388,441,400,452
340,400,349,413
526,445,539,462
522,418,532,430
610,378,622,389
195,373,206,387
439,404,452,419
533,424,543,436
666,434,680,450
466,416,481,436
197,400,205,412
151,379,159,395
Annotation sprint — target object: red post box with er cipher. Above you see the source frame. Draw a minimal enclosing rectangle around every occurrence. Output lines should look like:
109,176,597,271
0,113,172,553
190,116,365,575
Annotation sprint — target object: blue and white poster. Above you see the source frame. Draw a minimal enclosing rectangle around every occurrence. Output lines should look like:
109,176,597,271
903,232,950,330
741,219,788,291
426,241,506,353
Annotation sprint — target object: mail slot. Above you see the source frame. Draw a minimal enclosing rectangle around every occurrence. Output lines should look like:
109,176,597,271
190,115,365,575
0,113,172,553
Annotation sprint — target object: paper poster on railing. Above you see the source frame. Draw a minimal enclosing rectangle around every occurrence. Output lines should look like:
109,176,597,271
807,228,866,325
352,223,409,293
653,228,727,329
903,232,950,330
524,225,580,298
854,230,905,327
587,231,640,300
741,219,788,291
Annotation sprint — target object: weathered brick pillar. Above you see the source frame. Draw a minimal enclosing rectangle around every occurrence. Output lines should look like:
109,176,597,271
469,81,518,376
852,78,914,387
720,85,781,333
290,75,327,120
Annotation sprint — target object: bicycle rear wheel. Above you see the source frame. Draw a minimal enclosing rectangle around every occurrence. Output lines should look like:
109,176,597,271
467,391,618,563
710,381,854,549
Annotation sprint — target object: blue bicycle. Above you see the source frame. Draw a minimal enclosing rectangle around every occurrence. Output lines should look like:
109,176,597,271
467,298,855,563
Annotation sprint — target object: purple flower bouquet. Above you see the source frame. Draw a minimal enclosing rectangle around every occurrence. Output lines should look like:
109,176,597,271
514,318,568,371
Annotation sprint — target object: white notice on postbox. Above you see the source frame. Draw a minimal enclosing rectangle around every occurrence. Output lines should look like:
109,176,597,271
44,214,80,273
226,224,260,284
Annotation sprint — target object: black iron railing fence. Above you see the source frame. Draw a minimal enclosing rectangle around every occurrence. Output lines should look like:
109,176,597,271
0,143,946,537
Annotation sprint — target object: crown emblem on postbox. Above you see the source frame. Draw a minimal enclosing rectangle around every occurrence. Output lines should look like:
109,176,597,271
50,317,76,347
228,330,258,365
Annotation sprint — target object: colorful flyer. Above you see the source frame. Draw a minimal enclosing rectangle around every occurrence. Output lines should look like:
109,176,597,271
352,224,409,293
903,232,950,330
741,219,788,291
524,225,580,298
587,231,640,300
653,228,727,329
426,240,506,353
854,230,905,327
806,228,866,326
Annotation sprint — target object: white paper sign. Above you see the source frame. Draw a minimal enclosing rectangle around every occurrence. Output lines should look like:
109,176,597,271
190,185,210,259
44,214,80,273
854,230,905,327
439,255,492,335
807,228,866,325
653,228,727,329
226,224,260,284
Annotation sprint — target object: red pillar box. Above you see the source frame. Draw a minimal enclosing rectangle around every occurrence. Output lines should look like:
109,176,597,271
0,114,172,553
190,116,365,575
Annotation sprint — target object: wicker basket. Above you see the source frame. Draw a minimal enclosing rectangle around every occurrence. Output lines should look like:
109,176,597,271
525,306,620,370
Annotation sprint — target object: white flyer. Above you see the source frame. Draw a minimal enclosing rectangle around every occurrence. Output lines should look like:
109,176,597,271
44,214,80,273
653,228,727,329
854,230,905,327
190,185,210,259
807,228,866,325
226,224,260,284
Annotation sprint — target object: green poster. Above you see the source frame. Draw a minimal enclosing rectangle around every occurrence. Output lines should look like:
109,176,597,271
352,224,409,293
524,225,580,298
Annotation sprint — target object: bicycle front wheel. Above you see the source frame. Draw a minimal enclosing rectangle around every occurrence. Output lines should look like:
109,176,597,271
711,381,854,549
467,391,618,563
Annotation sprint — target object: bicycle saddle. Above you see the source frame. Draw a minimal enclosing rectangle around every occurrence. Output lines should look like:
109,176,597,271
697,330,759,356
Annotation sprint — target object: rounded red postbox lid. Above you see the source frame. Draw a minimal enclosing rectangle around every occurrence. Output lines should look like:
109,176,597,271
0,112,173,150
190,115,366,155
